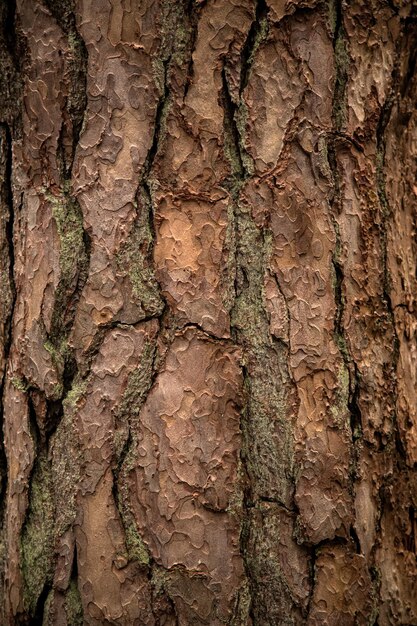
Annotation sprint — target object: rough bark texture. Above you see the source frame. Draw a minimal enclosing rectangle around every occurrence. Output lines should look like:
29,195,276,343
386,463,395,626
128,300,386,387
0,0,416,624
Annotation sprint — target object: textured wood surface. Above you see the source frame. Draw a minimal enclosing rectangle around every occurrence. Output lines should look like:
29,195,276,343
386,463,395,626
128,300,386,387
0,0,416,624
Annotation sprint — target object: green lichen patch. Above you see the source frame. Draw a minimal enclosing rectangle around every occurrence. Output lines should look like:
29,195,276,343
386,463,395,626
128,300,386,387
113,340,158,568
330,363,350,429
235,102,255,177
63,376,89,410
11,376,29,393
64,579,83,626
327,0,338,36
115,203,164,319
124,521,150,566
51,386,84,535
230,579,252,626
333,34,349,130
114,465,151,567
245,16,269,76
222,201,238,316
231,200,295,505
20,454,55,615
44,189,88,341
117,341,157,425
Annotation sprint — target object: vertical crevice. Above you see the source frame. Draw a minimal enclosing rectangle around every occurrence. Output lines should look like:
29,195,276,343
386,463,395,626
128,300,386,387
183,0,199,99
239,0,268,95
331,0,348,131
31,581,51,626
328,0,361,452
225,2,301,622
0,123,16,499
375,17,417,461
36,1,92,440
0,0,23,614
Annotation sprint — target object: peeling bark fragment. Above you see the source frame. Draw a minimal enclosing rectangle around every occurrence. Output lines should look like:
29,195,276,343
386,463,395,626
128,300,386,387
266,1,316,23
76,470,155,626
12,2,73,398
129,327,244,624
154,191,232,336
377,469,417,624
151,0,253,337
71,0,164,356
73,321,158,624
343,2,399,140
242,9,353,546
308,544,373,625
385,22,417,465
242,10,334,171
333,146,396,445
264,269,289,342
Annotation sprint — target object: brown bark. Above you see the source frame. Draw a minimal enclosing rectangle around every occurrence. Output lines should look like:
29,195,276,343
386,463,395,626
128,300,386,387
0,0,416,624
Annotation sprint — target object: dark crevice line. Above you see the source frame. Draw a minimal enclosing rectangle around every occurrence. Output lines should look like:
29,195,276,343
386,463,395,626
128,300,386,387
349,524,361,554
180,320,230,343
31,581,51,625
141,53,171,198
112,338,159,498
18,393,44,621
41,0,88,176
375,19,417,462
239,0,268,94
132,1,205,377
0,123,17,385
222,67,247,183
2,124,15,306
331,0,347,130
305,544,317,616
111,328,161,584
183,0,200,99
0,123,16,593
225,3,275,621
65,542,84,624
34,4,90,440
132,52,174,337
3,0,18,64
323,0,367,592
328,0,362,452
257,496,295,513
66,18,88,175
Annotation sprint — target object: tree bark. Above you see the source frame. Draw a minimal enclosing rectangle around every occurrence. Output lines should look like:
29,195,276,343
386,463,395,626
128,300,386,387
0,0,416,624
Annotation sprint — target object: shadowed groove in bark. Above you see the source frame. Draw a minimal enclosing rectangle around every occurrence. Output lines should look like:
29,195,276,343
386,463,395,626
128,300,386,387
33,4,91,444
110,4,205,616
0,0,22,605
0,123,15,476
239,0,268,95
42,0,88,175
375,15,417,461
183,0,199,98
112,337,159,570
0,123,15,613
7,3,92,618
225,1,302,621
327,0,364,481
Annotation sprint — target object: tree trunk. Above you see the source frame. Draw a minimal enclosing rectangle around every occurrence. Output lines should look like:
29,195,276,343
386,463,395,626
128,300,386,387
0,0,416,624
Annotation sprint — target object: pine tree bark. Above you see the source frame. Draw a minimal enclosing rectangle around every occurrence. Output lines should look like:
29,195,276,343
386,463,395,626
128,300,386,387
0,0,416,624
